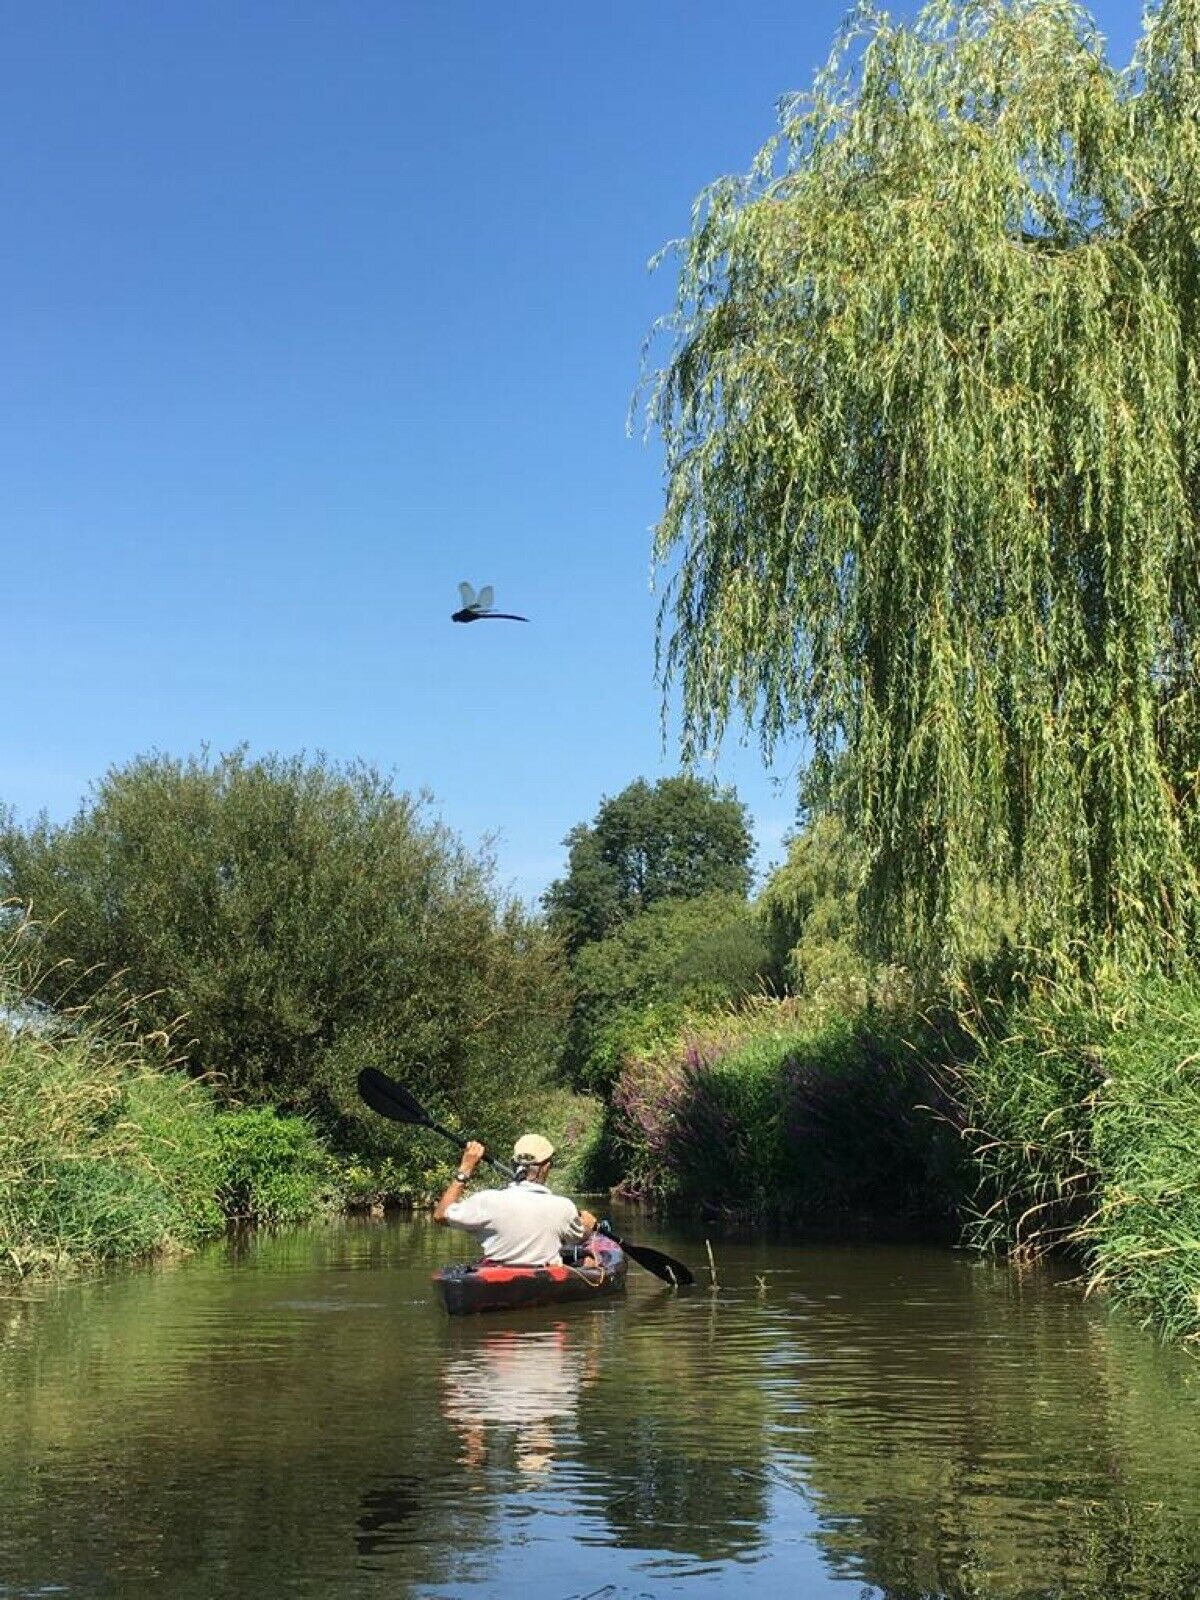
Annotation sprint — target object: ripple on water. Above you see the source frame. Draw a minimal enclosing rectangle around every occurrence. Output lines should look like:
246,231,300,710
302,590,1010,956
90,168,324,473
2,1221,1200,1598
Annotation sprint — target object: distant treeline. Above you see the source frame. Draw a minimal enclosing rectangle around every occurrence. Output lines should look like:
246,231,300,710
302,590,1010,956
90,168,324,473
3,747,1200,1346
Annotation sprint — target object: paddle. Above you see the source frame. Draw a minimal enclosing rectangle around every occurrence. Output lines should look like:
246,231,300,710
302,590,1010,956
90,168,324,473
356,1068,695,1287
593,1220,695,1288
357,1067,517,1178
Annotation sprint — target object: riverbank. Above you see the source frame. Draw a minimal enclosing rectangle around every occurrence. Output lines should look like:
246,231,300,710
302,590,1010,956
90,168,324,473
0,933,602,1277
6,947,1198,1349
0,1030,604,1278
609,981,1200,1344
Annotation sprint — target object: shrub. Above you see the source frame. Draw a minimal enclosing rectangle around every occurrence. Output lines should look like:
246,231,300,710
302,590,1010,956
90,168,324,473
213,1107,335,1226
611,996,953,1222
0,751,569,1169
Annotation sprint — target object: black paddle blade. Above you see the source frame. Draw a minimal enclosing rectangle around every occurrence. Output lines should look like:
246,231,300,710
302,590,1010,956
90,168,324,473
598,1223,695,1286
620,1240,696,1287
356,1069,516,1177
357,1068,430,1126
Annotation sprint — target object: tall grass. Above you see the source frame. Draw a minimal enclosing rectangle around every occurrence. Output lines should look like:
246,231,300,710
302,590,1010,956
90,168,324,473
1,1013,222,1272
1084,1007,1200,1343
941,977,1200,1343
0,919,335,1275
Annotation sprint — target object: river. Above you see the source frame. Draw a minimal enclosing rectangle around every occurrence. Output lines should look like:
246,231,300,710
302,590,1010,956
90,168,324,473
2,1215,1199,1599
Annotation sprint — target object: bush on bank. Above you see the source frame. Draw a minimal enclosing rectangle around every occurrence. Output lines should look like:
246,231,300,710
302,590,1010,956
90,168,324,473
211,1106,335,1227
0,940,337,1275
610,996,957,1223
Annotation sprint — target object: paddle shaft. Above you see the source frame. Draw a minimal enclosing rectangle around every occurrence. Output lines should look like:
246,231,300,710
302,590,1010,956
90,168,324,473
420,1114,516,1182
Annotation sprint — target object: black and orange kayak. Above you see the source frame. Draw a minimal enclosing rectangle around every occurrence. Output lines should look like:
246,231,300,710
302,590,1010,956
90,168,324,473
436,1235,628,1316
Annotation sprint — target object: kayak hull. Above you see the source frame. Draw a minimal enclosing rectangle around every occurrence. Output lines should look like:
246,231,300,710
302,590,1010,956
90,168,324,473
436,1236,627,1316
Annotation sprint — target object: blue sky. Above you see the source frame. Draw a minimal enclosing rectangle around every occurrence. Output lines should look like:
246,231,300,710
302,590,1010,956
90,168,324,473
2,1,1143,903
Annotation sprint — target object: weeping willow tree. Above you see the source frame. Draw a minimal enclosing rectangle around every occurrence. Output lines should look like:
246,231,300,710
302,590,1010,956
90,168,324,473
649,0,1200,975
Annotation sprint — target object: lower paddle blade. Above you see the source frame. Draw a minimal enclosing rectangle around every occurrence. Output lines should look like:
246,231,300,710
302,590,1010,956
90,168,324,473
617,1238,696,1287
357,1068,429,1126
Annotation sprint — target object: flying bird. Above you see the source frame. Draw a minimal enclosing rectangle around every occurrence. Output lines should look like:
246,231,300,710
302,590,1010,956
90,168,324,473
451,582,528,623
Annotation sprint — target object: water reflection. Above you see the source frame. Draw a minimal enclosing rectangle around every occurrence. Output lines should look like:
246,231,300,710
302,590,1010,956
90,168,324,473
354,1474,424,1559
2,1220,1200,1599
441,1321,600,1475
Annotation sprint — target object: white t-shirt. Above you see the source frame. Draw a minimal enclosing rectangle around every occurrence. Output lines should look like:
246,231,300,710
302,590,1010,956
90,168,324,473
443,1182,585,1266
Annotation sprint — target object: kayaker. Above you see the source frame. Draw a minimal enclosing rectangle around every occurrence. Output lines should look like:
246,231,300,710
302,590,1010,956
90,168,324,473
433,1133,599,1267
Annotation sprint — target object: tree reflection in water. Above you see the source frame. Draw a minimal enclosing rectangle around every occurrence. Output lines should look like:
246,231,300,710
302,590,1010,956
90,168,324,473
354,1474,424,1559
6,1222,1200,1598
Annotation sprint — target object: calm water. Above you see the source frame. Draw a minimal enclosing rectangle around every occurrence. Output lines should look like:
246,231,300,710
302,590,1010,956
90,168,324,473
2,1216,1199,1600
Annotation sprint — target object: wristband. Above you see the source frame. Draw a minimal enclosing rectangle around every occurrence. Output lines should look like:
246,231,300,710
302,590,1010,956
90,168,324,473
454,1170,471,1184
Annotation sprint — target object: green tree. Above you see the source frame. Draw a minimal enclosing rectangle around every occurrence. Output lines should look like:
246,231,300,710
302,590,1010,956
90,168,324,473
543,774,754,955
0,750,568,1146
648,0,1200,976
758,814,867,996
565,890,769,1091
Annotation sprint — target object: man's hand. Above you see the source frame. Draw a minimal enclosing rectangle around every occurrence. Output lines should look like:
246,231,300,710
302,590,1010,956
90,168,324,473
579,1208,598,1233
434,1140,486,1223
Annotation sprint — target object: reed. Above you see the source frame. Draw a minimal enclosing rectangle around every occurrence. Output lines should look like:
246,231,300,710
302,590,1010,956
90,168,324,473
944,975,1200,1342
1070,987,1200,1344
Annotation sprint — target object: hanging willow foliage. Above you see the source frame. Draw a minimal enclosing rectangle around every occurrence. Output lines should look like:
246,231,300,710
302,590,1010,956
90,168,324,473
648,0,1200,975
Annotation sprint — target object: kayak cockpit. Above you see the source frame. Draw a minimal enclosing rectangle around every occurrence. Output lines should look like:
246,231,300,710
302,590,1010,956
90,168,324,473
436,1234,627,1316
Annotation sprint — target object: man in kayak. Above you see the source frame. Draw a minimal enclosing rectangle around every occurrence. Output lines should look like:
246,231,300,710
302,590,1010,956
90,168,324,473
433,1133,598,1267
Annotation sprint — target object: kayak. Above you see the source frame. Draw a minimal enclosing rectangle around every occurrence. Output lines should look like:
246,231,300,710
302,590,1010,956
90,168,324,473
436,1234,628,1316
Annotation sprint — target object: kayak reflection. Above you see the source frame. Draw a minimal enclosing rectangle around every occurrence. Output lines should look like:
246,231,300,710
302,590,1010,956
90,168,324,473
441,1321,600,1477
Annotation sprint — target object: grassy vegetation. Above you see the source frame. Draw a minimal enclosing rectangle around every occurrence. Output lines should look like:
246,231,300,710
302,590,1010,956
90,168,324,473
0,932,337,1276
945,976,1200,1344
